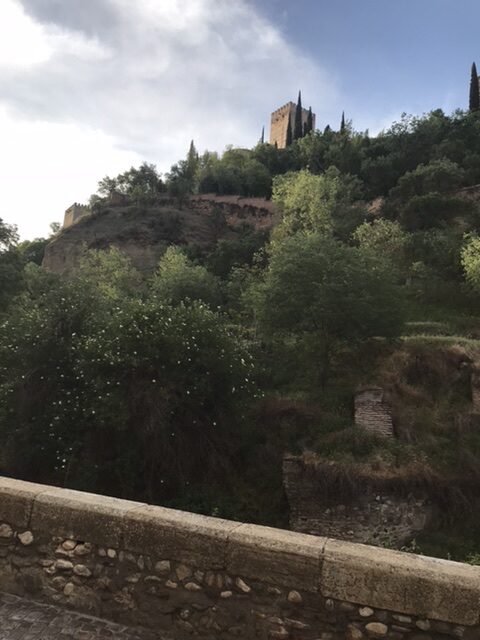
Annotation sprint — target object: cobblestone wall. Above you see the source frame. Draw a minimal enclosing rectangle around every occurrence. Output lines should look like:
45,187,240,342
0,477,478,640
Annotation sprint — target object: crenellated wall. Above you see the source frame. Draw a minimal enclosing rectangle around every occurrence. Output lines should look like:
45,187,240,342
0,476,478,639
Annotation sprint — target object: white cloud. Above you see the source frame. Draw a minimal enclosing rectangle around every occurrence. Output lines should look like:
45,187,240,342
0,107,141,239
0,0,51,68
1,0,339,239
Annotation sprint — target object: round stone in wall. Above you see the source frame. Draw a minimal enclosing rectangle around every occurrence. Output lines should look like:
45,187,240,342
73,564,92,577
287,590,302,604
346,625,365,640
0,524,13,539
18,531,34,546
365,622,388,638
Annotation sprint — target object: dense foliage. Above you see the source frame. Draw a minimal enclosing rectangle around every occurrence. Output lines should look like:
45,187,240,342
4,107,480,557
0,250,254,503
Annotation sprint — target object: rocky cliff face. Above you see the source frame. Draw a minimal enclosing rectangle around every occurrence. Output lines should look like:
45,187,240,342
43,197,275,275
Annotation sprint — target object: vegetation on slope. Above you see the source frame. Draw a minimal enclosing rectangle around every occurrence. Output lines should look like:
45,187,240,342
3,108,480,560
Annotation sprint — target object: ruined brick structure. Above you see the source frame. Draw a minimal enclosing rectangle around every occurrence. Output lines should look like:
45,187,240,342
354,386,394,438
270,102,316,148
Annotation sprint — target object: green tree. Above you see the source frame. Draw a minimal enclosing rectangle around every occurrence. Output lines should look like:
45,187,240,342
390,158,465,201
470,62,480,113
0,219,23,313
152,246,221,307
0,218,18,250
0,250,253,501
462,234,480,292
255,233,405,385
307,107,313,134
353,219,408,272
340,111,346,133
272,168,364,239
167,143,201,199
243,159,272,197
97,163,164,203
294,91,303,140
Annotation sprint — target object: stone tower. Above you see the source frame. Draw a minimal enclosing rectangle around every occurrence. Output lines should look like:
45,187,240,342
270,101,316,149
63,203,89,229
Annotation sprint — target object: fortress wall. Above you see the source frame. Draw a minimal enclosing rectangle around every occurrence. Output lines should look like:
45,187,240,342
189,194,277,230
0,476,478,639
63,204,89,229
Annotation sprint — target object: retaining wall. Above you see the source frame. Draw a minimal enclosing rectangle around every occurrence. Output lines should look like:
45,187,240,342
0,476,478,639
283,456,434,547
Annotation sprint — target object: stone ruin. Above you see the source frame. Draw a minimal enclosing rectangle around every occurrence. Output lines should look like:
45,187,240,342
63,203,89,229
283,455,433,548
354,385,394,438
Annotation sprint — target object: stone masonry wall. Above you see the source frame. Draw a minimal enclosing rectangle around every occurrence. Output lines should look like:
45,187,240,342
354,387,394,439
63,203,89,229
283,456,434,548
188,194,277,231
0,477,478,640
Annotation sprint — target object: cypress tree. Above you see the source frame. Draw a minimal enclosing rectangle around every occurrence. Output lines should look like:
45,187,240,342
340,111,346,133
303,122,308,137
470,63,480,112
286,118,293,146
186,140,198,179
294,91,303,140
307,107,313,133
260,126,265,144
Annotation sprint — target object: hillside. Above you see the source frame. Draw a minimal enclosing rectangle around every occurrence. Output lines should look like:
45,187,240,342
43,195,276,275
5,109,480,564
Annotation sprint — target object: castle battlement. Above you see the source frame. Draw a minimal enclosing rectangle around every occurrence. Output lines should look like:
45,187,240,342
63,202,89,229
271,101,296,117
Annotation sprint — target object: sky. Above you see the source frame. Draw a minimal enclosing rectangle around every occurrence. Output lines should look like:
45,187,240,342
1,0,480,239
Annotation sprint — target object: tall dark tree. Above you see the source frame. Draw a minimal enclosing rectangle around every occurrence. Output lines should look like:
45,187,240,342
294,91,303,140
307,107,313,133
186,140,199,178
286,118,293,146
260,126,265,144
470,63,480,112
303,122,308,137
340,111,346,133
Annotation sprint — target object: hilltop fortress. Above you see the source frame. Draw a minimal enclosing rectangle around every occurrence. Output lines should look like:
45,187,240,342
270,101,316,148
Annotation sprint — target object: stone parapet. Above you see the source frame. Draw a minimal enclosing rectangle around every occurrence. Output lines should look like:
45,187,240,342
0,476,478,639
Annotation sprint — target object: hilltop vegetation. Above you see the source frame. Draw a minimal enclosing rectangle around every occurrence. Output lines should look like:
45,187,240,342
3,108,480,560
